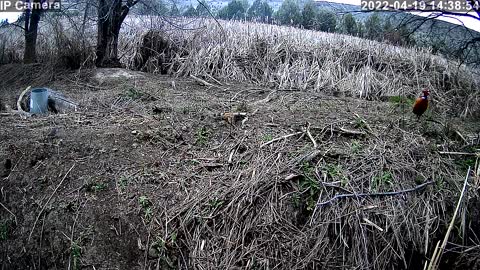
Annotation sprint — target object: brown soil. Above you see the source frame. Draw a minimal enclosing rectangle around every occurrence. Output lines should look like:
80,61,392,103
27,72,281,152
0,64,479,270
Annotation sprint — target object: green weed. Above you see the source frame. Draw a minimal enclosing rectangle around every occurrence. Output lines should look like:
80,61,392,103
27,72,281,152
0,221,9,241
139,195,152,209
389,96,414,106
350,140,361,154
124,87,144,100
195,127,211,145
85,181,107,192
182,107,190,114
118,176,129,190
71,242,81,270
326,164,348,186
455,157,476,171
236,102,249,112
139,195,153,221
354,117,366,129
372,171,393,191
151,234,177,269
208,198,224,209
263,134,273,142
298,162,320,212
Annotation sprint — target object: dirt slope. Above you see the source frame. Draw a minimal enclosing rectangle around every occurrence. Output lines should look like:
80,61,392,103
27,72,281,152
0,65,479,269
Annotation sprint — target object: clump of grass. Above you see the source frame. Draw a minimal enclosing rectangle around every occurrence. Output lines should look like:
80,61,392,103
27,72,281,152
0,220,10,241
195,126,211,146
262,134,273,142
350,140,362,154
139,195,153,221
371,171,393,191
298,162,320,212
208,198,224,210
118,176,129,190
389,96,415,106
124,87,144,100
151,232,179,269
71,242,81,270
85,181,107,192
326,164,348,186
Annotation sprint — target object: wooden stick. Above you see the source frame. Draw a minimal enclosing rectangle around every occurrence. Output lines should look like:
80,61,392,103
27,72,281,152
28,164,75,242
206,74,223,86
454,130,468,144
0,201,17,224
260,131,303,148
305,123,318,148
190,74,218,88
363,217,384,232
425,241,441,270
427,167,471,270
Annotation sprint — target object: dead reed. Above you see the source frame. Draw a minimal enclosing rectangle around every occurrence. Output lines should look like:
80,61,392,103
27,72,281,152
121,17,480,117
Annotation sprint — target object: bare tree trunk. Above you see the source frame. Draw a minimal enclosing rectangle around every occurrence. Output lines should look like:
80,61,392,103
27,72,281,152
23,0,42,64
81,1,90,37
96,0,137,67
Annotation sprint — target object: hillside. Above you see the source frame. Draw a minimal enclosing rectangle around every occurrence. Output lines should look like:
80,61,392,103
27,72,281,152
167,0,480,65
0,15,480,270
1,63,479,269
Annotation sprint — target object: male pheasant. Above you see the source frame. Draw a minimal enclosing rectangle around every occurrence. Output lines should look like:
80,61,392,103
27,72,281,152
412,89,430,119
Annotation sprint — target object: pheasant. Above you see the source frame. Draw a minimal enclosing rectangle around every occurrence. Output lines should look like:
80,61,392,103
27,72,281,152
412,89,430,119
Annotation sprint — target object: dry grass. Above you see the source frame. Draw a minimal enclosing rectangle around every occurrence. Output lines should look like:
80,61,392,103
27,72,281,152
119,17,480,118
1,16,479,116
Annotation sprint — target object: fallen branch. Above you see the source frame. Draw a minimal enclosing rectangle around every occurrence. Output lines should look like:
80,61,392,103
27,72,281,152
455,130,468,144
190,75,219,88
0,201,17,225
427,167,471,270
317,180,434,207
260,131,303,148
304,123,318,148
310,125,366,136
28,163,75,242
206,74,223,86
363,217,384,232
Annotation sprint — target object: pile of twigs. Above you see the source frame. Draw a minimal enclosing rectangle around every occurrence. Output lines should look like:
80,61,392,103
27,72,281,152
150,118,476,269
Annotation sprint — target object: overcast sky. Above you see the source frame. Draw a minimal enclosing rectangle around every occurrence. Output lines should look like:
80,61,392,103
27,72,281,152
0,0,479,32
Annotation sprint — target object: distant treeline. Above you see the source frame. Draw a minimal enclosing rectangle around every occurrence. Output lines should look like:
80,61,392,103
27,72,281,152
138,0,414,46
